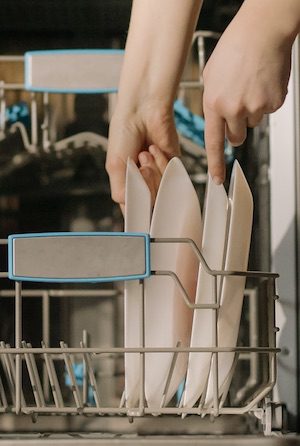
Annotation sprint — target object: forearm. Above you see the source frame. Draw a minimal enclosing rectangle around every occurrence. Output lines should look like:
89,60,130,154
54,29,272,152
239,0,300,45
117,0,202,113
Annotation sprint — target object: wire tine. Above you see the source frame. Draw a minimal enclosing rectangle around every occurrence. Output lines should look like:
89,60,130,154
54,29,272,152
22,341,38,406
30,92,38,151
5,343,26,407
9,122,33,153
0,374,8,410
198,366,210,412
42,92,51,152
119,391,126,409
81,334,88,406
211,354,219,417
0,341,16,405
80,341,101,408
26,342,45,407
204,353,240,413
138,278,146,415
22,341,42,407
198,359,213,419
41,341,64,408
60,341,82,410
178,390,187,419
160,341,182,409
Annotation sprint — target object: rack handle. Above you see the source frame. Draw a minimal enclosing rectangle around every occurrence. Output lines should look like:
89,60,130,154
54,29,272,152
8,232,150,283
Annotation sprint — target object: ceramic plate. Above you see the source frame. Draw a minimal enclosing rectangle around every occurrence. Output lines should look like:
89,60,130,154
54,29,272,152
183,175,228,409
145,157,202,409
124,159,152,408
205,160,253,405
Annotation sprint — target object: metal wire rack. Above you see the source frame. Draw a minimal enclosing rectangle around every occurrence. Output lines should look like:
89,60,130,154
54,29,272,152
0,236,280,436
0,38,283,440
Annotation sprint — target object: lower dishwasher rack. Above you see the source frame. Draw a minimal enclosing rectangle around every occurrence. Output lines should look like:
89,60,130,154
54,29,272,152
0,234,282,438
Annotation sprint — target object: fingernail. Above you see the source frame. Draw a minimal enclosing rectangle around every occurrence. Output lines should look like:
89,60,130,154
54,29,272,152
212,176,223,185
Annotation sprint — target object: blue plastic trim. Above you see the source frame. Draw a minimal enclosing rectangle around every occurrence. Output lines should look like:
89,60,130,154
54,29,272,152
24,49,124,94
25,87,118,94
25,49,124,56
8,231,150,283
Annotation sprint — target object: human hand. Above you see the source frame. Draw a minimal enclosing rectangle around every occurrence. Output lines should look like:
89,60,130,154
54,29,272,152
105,0,202,206
138,145,169,206
203,0,295,184
106,103,179,207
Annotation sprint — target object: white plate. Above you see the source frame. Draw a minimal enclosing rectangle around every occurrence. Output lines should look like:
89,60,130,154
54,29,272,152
145,157,202,409
205,160,253,405
124,158,152,408
183,175,228,409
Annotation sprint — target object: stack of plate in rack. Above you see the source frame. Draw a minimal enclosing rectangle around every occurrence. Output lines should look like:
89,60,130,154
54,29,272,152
124,157,253,411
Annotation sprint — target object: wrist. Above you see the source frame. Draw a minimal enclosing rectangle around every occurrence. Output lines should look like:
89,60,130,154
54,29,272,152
116,61,177,111
114,91,174,121
112,98,174,130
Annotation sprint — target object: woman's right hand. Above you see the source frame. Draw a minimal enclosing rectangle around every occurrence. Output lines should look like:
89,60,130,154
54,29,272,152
203,0,300,184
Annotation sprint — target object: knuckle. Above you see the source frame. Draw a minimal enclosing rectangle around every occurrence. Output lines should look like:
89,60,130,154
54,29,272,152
205,95,245,119
105,155,121,174
225,101,245,119
206,141,223,154
247,101,265,116
203,94,220,113
110,191,123,205
268,95,285,113
262,90,287,113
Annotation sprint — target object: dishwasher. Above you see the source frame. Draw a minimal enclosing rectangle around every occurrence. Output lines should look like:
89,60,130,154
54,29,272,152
0,37,298,445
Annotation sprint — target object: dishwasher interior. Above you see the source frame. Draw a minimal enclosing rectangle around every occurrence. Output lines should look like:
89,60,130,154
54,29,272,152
0,31,295,445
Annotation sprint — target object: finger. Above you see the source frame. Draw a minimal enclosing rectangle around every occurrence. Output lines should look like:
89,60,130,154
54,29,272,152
203,106,226,185
247,111,264,128
105,154,127,206
148,145,169,175
139,151,162,186
225,118,247,146
161,141,181,159
139,151,162,205
139,165,157,206
106,117,142,206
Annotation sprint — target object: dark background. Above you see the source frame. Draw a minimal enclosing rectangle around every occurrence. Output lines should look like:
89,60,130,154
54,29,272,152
0,0,243,53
